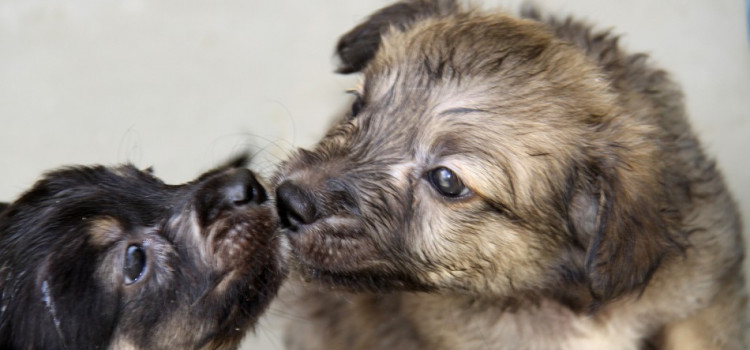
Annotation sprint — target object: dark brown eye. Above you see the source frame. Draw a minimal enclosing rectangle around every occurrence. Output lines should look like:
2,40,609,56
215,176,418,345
428,167,468,198
123,245,146,285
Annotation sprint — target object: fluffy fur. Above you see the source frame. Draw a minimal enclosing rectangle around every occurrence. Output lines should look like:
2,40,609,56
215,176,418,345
274,1,747,349
0,159,285,349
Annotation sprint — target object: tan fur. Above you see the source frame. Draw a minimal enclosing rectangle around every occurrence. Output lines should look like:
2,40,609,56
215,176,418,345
274,1,747,349
87,217,123,248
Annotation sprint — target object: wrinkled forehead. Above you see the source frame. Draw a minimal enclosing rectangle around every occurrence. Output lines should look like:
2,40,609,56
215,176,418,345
352,74,583,164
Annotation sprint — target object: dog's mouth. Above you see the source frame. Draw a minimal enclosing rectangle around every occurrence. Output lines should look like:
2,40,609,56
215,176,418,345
283,215,379,271
282,215,433,292
192,205,286,333
274,176,432,291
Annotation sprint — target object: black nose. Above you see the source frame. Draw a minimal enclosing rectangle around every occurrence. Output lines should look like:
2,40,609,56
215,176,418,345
276,181,319,229
198,168,268,224
219,168,267,206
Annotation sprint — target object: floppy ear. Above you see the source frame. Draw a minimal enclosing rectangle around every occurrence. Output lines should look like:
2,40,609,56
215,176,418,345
571,132,685,302
0,202,8,214
336,0,458,73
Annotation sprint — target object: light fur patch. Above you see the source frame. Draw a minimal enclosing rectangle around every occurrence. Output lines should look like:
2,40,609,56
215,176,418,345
87,217,123,247
109,337,138,350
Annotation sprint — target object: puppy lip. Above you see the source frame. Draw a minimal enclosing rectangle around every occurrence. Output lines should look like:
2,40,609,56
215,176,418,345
283,215,360,238
285,215,388,276
294,259,434,293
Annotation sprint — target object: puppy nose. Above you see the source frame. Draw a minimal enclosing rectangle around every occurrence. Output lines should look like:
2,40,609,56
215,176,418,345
218,168,268,207
276,181,319,229
198,168,269,225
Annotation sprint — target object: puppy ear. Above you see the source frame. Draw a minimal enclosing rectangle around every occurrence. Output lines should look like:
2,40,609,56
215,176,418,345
573,137,685,302
223,153,251,169
336,0,458,73
196,152,253,182
0,202,8,214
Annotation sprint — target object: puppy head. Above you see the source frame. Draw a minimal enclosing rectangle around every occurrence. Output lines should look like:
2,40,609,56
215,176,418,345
276,0,683,306
0,161,283,349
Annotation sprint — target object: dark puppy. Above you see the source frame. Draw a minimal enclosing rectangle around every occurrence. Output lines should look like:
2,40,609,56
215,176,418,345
0,159,284,349
275,1,746,349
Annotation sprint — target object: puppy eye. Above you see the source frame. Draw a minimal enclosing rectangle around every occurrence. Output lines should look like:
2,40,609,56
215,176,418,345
348,91,364,118
123,245,146,285
428,167,469,198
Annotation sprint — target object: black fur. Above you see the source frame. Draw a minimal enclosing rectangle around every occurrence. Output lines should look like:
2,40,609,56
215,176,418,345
0,162,283,349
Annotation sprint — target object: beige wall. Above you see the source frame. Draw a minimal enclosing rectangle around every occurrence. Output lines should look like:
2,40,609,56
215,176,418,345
0,1,747,349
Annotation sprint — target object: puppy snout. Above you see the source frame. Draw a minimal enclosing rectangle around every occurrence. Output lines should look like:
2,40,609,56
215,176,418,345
276,181,319,230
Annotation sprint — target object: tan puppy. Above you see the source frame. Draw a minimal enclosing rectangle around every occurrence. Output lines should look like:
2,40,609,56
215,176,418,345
274,1,747,349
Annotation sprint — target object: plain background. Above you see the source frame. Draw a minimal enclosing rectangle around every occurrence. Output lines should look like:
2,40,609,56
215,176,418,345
0,1,747,349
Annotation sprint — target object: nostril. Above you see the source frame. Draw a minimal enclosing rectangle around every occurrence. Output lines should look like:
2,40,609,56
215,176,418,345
224,183,252,206
276,181,319,229
198,169,269,225
222,168,267,208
